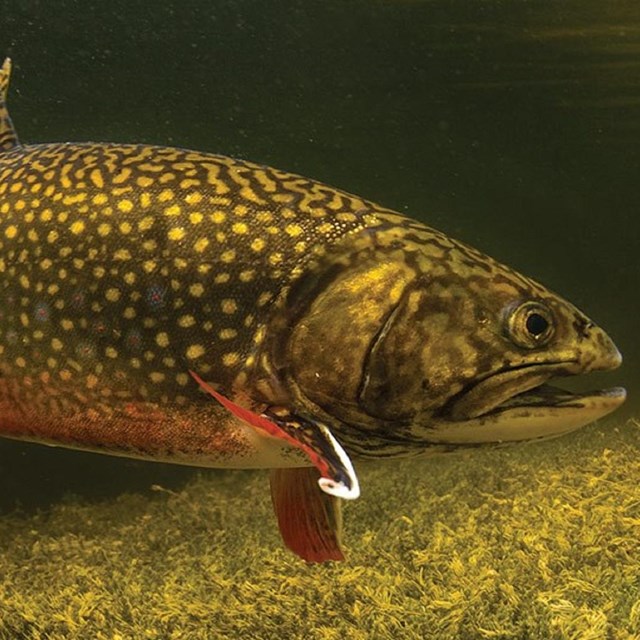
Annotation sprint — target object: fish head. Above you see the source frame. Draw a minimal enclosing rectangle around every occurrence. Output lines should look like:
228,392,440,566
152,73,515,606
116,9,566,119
357,254,625,445
276,215,625,452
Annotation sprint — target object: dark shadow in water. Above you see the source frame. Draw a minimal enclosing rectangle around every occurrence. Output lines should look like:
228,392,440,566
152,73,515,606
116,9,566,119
0,439,197,513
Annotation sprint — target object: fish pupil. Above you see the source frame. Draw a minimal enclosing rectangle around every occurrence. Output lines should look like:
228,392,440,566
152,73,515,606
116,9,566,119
526,312,549,337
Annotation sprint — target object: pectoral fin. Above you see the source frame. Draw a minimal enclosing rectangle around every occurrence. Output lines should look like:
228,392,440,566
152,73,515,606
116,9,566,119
190,371,360,500
270,467,345,563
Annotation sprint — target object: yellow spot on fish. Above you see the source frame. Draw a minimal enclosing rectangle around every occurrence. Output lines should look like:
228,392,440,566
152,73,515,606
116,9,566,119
222,352,240,366
51,338,63,351
257,292,273,307
178,315,195,328
251,238,266,252
105,288,121,302
168,227,186,241
5,225,17,238
186,192,203,205
221,299,237,314
239,270,255,282
90,169,104,188
106,346,118,358
232,222,248,235
119,222,132,234
156,332,170,348
221,249,236,263
150,372,165,383
138,216,154,231
98,223,111,236
186,344,205,359
136,176,154,188
114,248,132,261
114,168,132,184
118,199,134,213
197,264,211,275
86,374,98,389
253,326,266,344
210,211,226,224
194,237,209,252
92,193,108,206
176,372,189,386
219,328,238,340
285,223,303,237
189,283,204,297
189,211,203,224
165,204,181,216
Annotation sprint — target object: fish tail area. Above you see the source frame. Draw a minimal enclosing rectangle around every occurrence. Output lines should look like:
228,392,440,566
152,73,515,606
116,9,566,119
0,57,20,151
270,467,345,563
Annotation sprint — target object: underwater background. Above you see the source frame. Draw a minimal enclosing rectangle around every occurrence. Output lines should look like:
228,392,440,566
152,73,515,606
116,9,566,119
0,1,638,638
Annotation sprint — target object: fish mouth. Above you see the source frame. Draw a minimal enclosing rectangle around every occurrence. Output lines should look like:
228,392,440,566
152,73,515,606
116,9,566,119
431,359,626,444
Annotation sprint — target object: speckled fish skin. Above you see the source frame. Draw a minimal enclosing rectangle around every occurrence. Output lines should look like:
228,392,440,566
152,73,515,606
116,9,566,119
0,136,382,465
0,59,625,474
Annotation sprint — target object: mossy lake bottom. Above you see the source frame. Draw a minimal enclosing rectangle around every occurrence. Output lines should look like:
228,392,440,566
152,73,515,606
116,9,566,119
0,418,639,640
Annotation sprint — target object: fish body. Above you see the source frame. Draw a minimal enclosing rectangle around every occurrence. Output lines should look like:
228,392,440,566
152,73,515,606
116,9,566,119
0,59,625,561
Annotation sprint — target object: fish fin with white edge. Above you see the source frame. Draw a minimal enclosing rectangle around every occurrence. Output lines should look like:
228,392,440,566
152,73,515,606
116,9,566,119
190,371,360,501
270,466,345,563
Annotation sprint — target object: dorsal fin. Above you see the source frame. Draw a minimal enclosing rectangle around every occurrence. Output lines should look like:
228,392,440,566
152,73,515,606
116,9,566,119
0,58,20,152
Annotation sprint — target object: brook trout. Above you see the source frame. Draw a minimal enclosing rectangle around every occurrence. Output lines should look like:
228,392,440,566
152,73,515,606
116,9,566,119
0,59,625,562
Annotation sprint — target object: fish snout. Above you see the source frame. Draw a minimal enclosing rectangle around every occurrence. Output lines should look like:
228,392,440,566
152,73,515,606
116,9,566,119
578,323,623,373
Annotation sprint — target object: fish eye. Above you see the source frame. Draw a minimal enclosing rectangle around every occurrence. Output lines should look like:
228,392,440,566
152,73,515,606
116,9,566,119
526,312,549,336
507,301,555,348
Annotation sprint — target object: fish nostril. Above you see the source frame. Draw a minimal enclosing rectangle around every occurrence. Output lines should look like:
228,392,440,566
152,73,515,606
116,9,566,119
574,317,594,339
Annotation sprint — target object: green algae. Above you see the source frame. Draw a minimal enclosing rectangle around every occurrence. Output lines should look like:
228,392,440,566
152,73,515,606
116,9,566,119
0,419,639,640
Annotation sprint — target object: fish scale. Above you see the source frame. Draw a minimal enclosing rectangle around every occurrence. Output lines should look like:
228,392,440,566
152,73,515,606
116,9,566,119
0,59,625,562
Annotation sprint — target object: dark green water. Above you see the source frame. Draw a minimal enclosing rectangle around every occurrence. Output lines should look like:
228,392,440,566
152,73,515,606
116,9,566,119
0,1,638,501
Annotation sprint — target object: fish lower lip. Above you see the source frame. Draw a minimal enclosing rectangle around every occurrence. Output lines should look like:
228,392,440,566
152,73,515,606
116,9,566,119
489,383,627,413
428,384,626,445
443,360,576,421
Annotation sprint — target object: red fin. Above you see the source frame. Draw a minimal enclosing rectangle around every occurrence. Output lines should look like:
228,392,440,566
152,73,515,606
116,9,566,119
270,467,345,563
190,371,359,500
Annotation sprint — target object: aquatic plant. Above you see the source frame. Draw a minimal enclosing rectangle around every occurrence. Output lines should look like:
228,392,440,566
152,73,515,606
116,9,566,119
0,418,638,639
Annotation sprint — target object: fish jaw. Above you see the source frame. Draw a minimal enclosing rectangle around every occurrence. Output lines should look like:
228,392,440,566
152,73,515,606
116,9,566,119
425,385,626,444
443,321,623,423
425,320,626,444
